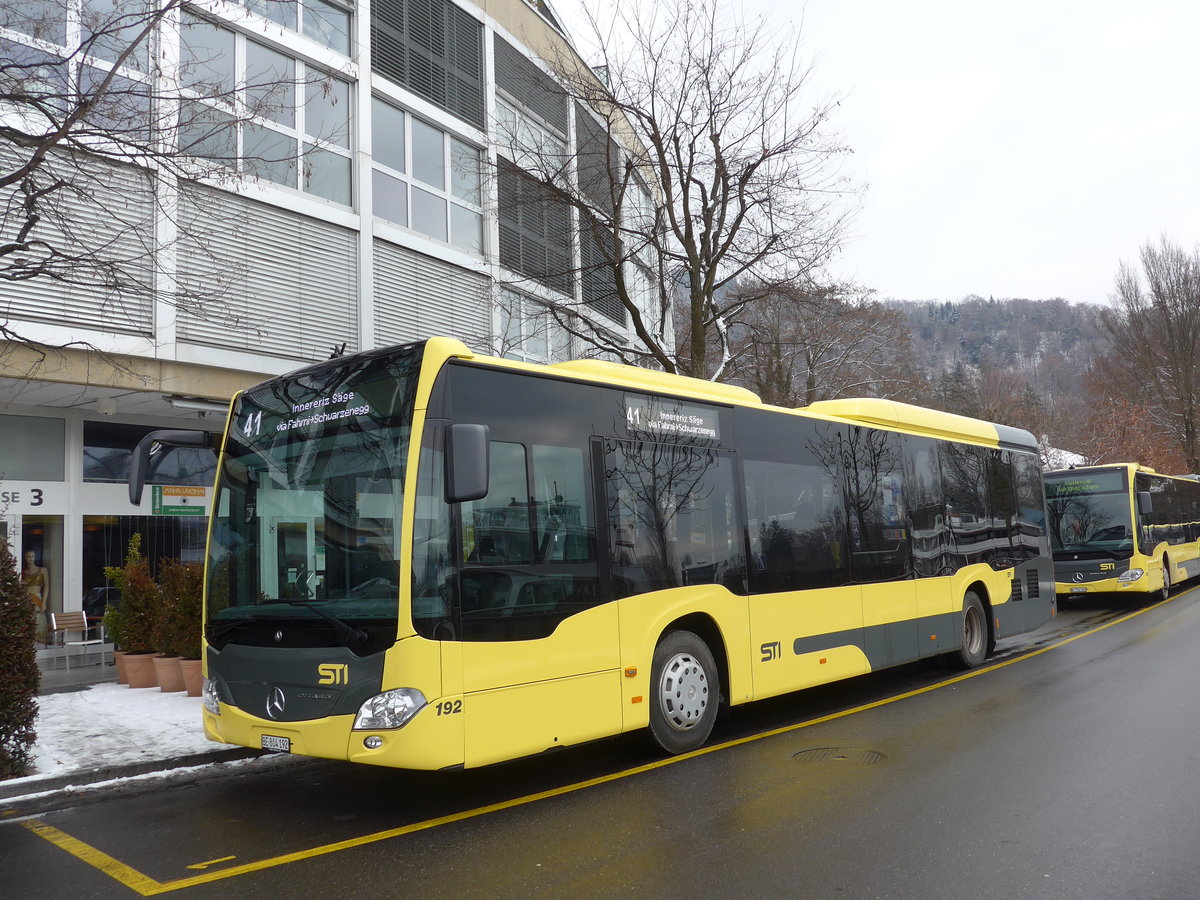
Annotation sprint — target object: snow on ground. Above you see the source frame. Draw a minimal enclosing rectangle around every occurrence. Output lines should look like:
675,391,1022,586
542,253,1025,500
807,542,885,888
8,684,231,788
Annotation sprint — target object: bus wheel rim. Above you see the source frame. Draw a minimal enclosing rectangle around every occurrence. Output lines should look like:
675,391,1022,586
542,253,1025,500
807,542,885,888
658,652,709,732
964,605,984,655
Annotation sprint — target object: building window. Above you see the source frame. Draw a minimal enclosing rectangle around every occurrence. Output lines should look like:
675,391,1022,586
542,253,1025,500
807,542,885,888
179,14,354,206
245,0,353,55
370,0,484,129
0,415,65,481
499,290,572,363
83,421,217,485
371,96,483,253
497,157,572,295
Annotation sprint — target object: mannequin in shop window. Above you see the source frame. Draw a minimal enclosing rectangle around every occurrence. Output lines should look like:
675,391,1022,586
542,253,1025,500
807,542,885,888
22,550,50,644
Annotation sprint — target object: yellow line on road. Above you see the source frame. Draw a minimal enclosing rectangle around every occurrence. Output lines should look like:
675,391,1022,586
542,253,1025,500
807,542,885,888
21,593,1182,894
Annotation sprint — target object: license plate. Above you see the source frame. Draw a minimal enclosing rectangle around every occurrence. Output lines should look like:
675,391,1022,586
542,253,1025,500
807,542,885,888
1070,586,1089,593
261,734,291,753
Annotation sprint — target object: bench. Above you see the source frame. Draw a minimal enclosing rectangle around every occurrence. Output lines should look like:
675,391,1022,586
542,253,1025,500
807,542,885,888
49,611,107,669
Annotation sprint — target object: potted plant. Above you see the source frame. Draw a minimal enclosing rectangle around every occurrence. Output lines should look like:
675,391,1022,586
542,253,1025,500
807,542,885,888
157,559,204,695
103,535,161,689
101,600,128,684
150,572,184,693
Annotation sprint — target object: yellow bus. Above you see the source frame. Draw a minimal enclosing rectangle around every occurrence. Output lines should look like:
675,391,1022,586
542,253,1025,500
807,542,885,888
131,337,1054,769
1044,463,1200,601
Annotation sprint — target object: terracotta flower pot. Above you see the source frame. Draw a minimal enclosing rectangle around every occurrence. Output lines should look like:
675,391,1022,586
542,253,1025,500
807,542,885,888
124,652,160,689
180,659,203,697
113,650,129,685
153,655,186,692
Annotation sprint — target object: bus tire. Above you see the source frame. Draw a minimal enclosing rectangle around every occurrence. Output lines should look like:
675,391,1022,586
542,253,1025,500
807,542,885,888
648,630,719,755
1160,560,1171,601
953,591,988,669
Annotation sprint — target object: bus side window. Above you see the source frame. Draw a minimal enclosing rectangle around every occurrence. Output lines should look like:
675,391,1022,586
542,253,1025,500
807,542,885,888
744,459,846,591
844,427,909,582
605,440,737,598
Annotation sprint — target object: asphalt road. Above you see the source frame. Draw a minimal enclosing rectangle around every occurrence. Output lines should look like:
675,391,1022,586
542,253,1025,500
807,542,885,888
4,589,1199,899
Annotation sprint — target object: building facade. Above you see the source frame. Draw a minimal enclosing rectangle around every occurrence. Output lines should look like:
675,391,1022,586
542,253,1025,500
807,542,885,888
0,0,663,631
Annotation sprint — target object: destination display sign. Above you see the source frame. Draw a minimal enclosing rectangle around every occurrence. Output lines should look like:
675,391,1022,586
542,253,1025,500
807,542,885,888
1044,470,1126,497
624,394,721,443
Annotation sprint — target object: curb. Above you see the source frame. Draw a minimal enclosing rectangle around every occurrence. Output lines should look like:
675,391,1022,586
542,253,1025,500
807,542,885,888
0,748,267,816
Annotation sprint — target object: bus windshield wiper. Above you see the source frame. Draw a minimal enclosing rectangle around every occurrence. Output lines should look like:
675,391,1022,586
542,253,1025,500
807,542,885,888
207,615,269,639
282,600,369,650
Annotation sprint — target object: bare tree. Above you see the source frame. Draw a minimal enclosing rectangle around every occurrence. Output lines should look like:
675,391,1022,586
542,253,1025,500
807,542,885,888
0,0,331,350
1099,236,1200,471
510,0,852,379
729,283,925,407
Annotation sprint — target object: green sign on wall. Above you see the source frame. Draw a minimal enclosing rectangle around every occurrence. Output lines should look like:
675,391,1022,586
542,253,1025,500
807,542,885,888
151,485,206,516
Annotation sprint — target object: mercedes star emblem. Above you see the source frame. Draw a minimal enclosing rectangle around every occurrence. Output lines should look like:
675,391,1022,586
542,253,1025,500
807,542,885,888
265,686,286,720
1073,572,1085,583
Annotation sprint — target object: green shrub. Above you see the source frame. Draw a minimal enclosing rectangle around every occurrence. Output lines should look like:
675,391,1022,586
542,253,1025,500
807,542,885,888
103,535,160,654
101,600,126,651
157,559,204,660
0,540,39,779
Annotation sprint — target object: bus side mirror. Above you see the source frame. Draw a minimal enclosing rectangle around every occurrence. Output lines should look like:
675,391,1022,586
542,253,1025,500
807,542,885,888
1137,491,1153,516
129,429,213,505
445,424,489,503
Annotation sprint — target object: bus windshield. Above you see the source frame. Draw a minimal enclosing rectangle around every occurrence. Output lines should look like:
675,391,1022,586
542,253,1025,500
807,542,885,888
1044,470,1134,559
205,344,423,654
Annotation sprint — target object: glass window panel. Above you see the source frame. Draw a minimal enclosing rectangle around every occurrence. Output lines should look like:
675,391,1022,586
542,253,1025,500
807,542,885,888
524,305,548,360
81,0,151,71
411,186,447,241
244,122,298,186
462,442,533,567
371,169,409,226
245,40,295,127
180,14,236,95
0,415,65,481
247,0,297,29
371,97,406,173
450,205,482,255
179,101,238,162
303,0,351,55
303,144,352,205
3,0,67,44
411,118,444,189
450,138,481,205
605,441,737,597
83,421,217,485
77,68,151,140
305,75,350,147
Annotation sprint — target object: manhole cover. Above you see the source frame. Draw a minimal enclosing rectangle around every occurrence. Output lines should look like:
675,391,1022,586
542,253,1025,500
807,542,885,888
793,747,887,766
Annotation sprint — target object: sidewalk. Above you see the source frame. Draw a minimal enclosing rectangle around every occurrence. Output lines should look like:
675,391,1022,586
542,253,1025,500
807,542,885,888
0,654,267,816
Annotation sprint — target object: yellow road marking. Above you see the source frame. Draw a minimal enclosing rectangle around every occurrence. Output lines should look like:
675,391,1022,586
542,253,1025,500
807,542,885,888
186,856,237,870
20,592,1183,895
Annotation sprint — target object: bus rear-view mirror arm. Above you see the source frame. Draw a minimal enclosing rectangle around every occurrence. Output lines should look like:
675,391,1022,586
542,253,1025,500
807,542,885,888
129,429,214,505
445,423,490,503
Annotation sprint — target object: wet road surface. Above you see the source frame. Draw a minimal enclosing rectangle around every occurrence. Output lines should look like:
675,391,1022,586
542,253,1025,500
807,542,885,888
4,590,1199,898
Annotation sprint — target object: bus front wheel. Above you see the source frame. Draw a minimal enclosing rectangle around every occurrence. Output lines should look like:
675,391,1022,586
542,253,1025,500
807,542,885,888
648,631,720,754
953,591,988,669
1160,561,1172,601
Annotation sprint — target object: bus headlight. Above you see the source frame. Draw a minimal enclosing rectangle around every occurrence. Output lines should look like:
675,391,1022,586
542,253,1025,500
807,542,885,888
202,677,221,716
353,688,427,730
1118,568,1144,583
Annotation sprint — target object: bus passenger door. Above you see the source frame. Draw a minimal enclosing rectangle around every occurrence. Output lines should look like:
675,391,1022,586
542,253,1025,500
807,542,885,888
457,439,621,767
848,427,919,668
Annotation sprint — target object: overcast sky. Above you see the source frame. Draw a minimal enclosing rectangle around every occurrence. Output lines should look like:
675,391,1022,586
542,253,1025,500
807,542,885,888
560,1,1200,305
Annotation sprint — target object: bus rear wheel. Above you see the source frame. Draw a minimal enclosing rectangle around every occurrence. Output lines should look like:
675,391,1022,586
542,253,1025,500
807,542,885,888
953,591,988,669
648,631,719,755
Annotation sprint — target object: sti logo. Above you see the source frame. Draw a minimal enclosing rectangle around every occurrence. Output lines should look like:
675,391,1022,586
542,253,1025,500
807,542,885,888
318,663,349,685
